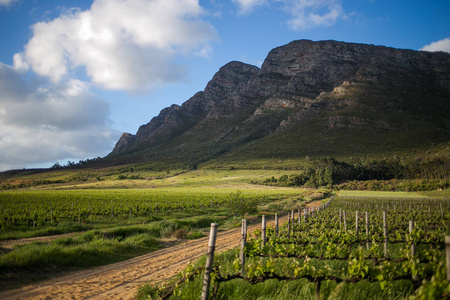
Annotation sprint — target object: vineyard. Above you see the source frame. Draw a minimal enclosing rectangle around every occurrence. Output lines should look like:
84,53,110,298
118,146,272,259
0,186,310,290
0,188,301,233
143,196,450,299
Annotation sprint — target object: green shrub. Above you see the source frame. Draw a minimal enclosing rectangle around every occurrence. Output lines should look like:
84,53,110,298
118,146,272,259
186,230,205,240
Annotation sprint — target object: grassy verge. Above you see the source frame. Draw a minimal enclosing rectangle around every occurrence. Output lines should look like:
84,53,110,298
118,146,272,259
0,228,160,290
417,189,450,198
0,223,89,241
0,215,229,290
337,190,428,198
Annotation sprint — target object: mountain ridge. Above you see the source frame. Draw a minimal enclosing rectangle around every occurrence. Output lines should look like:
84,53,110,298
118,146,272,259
107,39,450,167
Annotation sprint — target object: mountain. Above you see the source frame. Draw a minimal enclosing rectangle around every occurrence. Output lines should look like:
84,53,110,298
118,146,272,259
107,40,450,168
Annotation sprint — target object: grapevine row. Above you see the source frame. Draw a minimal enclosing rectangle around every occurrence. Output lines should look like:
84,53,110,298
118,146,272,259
194,196,449,299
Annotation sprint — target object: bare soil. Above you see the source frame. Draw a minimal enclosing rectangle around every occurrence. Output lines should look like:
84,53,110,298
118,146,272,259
0,201,321,300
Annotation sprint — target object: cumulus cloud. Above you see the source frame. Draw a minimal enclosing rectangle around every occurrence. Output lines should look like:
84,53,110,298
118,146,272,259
232,0,268,14
276,0,344,30
420,38,450,53
0,63,120,171
18,0,217,91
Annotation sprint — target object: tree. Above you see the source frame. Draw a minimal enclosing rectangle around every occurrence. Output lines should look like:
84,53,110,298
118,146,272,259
51,162,61,169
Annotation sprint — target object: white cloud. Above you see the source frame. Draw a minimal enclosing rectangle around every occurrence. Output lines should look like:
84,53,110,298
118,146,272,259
231,0,344,29
19,0,217,91
420,38,450,53
276,0,344,30
0,63,120,171
232,0,268,14
12,53,29,72
0,0,19,8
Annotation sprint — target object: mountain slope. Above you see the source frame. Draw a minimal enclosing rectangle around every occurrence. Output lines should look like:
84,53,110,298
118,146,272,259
106,40,450,167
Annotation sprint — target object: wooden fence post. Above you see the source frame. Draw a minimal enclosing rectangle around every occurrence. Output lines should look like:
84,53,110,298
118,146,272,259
315,280,321,300
409,220,415,257
366,211,369,251
240,219,247,276
275,213,279,237
355,211,359,235
262,215,266,247
291,210,294,234
446,236,450,282
201,223,218,300
343,210,347,231
287,212,290,238
383,211,388,258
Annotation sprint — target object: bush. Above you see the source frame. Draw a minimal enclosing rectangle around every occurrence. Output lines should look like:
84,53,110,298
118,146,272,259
173,228,188,239
227,191,259,217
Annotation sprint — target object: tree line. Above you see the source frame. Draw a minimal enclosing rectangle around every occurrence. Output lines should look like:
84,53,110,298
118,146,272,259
262,156,449,190
51,157,102,169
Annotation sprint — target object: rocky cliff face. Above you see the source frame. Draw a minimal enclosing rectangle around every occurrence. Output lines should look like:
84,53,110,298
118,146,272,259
110,61,262,155
109,40,450,165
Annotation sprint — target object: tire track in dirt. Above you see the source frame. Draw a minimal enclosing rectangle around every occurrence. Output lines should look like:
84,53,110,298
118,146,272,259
0,232,82,250
0,201,321,300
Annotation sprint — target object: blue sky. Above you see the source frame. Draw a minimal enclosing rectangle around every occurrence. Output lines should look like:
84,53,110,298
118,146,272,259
0,0,449,171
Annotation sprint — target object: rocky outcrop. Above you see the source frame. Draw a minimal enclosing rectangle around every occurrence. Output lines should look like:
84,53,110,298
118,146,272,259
112,133,137,154
109,40,450,163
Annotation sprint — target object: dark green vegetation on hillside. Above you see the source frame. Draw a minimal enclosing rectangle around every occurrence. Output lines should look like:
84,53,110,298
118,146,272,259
259,156,449,190
1,144,449,191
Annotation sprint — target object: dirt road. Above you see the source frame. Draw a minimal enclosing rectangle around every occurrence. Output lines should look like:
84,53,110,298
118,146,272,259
0,202,320,299
0,232,82,250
